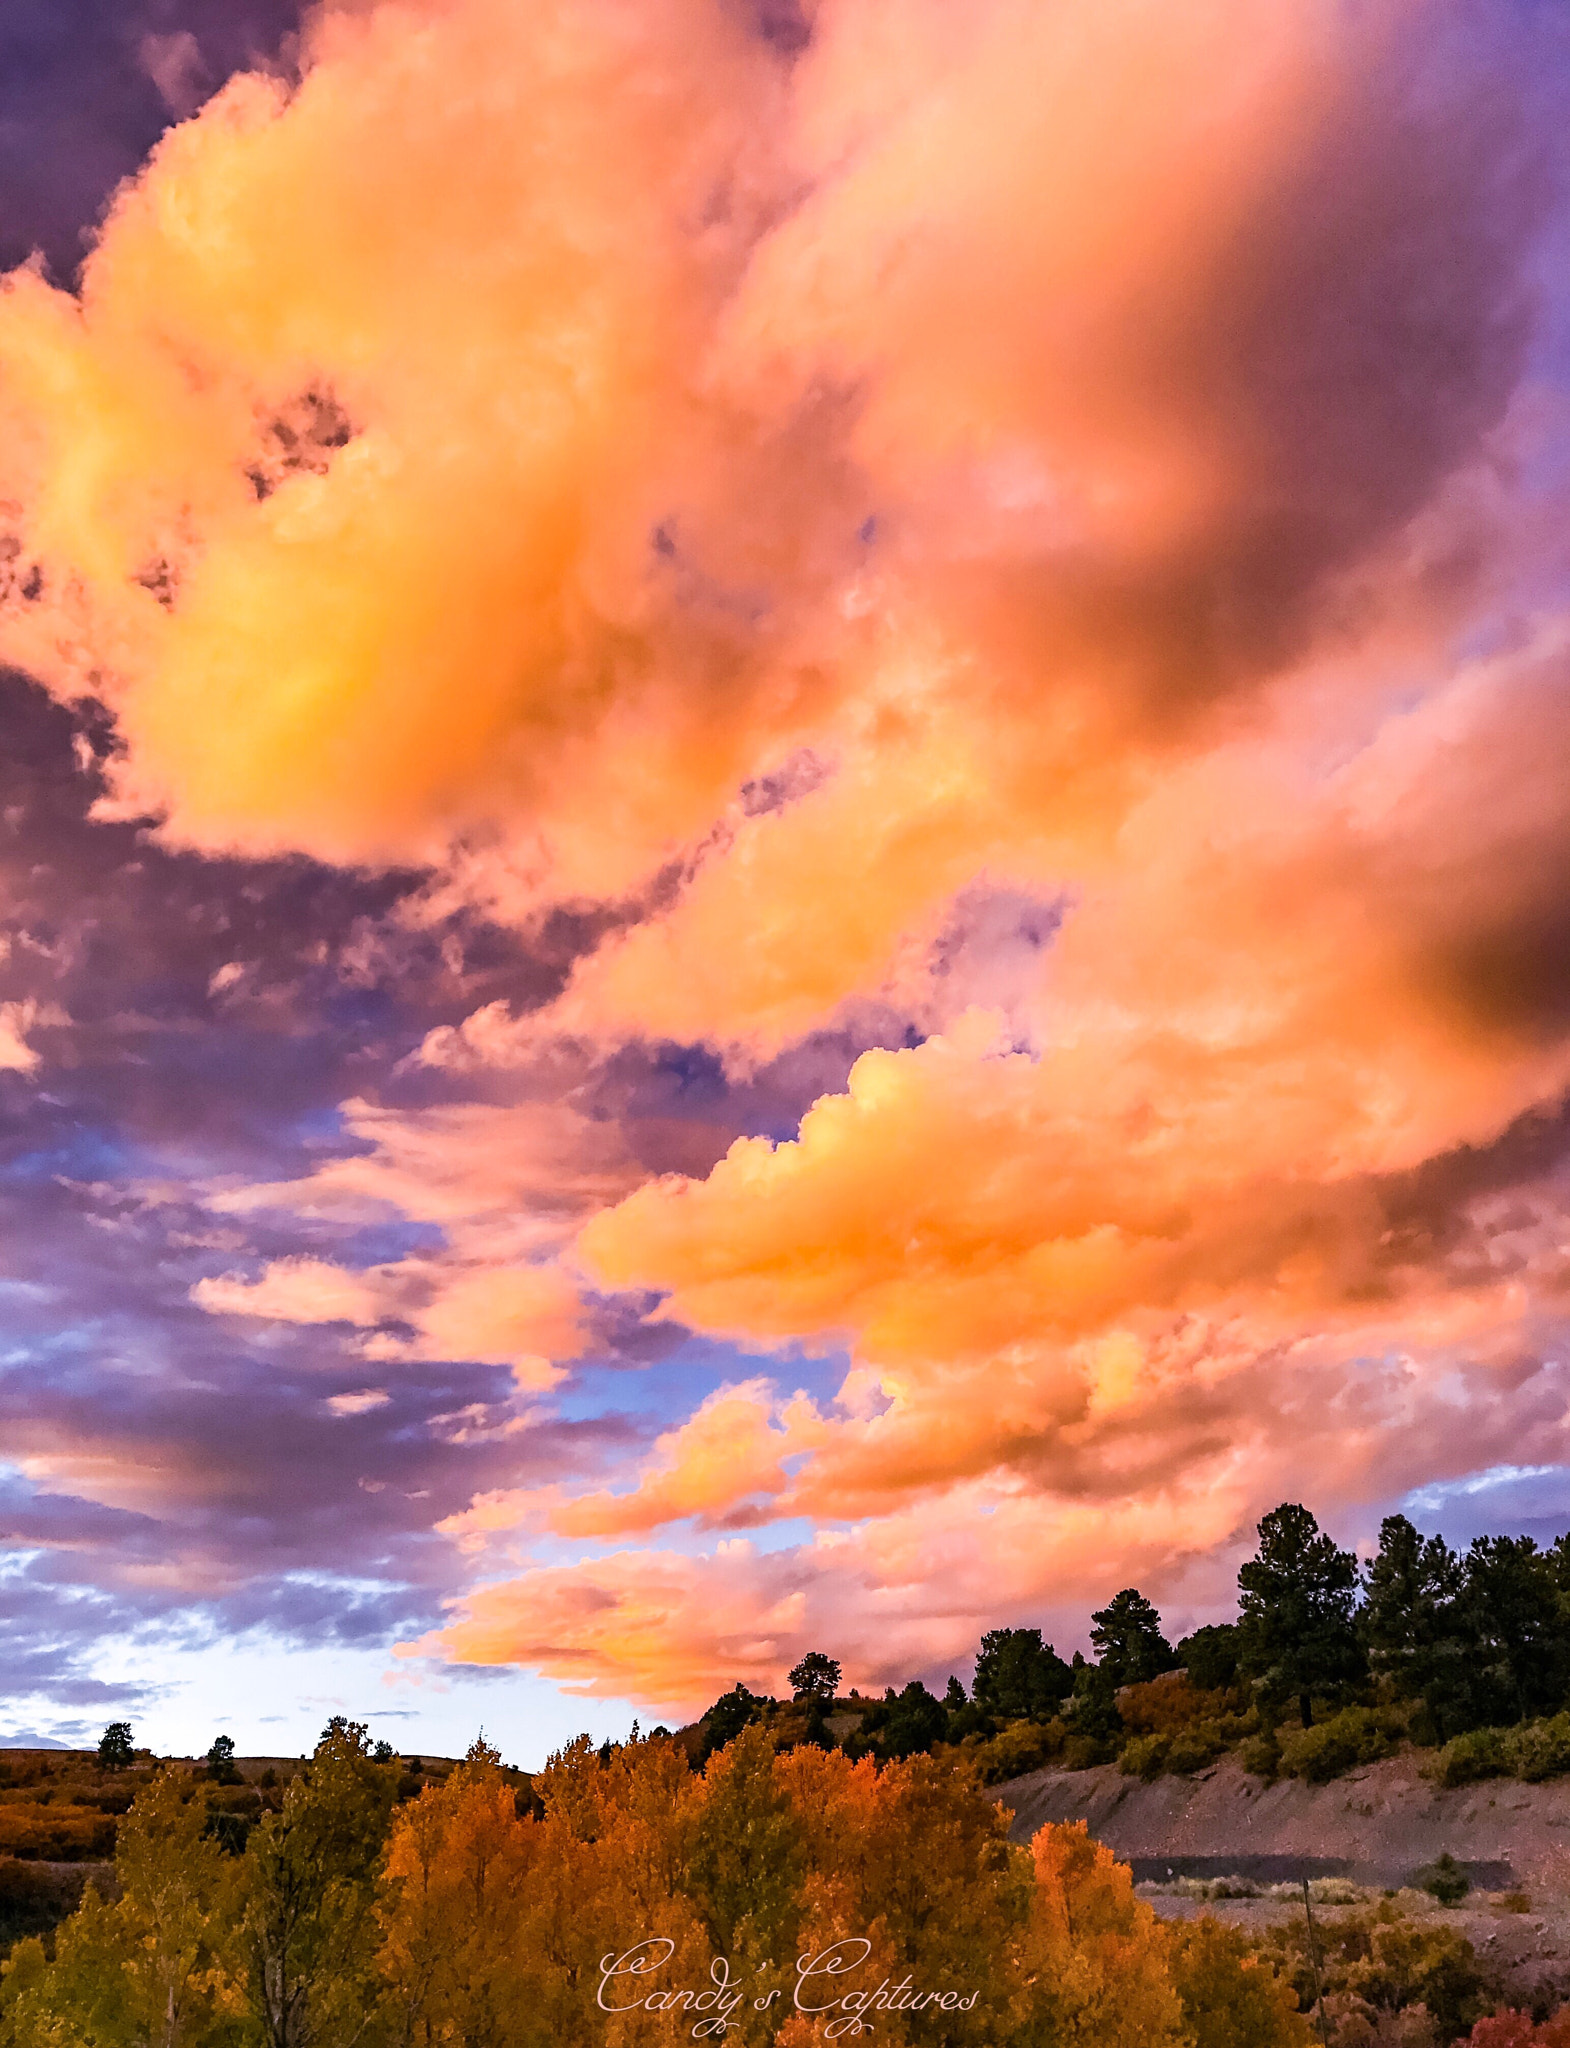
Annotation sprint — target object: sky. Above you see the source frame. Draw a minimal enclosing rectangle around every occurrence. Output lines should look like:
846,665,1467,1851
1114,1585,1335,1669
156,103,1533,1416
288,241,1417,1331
0,0,1568,1767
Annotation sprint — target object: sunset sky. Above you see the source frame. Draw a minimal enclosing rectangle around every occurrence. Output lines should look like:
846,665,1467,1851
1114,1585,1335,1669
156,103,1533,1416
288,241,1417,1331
1,0,1568,1764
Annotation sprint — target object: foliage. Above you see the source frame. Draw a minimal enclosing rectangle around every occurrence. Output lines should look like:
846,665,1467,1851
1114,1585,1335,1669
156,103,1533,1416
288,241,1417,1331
1263,1902,1500,2045
1463,1537,1569,1726
1463,2010,1570,2047
970,1719,1065,1784
1239,1504,1365,1729
1180,1623,1244,1692
696,1682,767,1763
0,1765,242,2048
1432,1727,1509,1788
97,1726,135,1775
1362,1517,1478,1740
236,1715,396,2048
1012,1821,1187,2047
787,1651,841,1702
204,1739,240,1789
974,1627,1074,1722
1118,1672,1226,1736
1278,1706,1399,1783
1089,1589,1179,1688
1416,1853,1470,1906
1166,1914,1311,2048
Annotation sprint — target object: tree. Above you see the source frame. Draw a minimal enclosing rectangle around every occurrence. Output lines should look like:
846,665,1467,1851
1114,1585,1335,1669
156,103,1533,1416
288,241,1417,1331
1013,1821,1188,2046
1464,1535,1569,1723
973,1628,1073,1721
945,1674,968,1708
1360,1515,1478,1737
1238,1504,1364,1728
1166,1915,1311,2048
98,1722,135,1773
1177,1624,1242,1693
787,1651,841,1702
874,1680,948,1760
237,1715,396,2047
697,1682,764,1763
0,1766,241,2048
205,1735,241,1787
1090,1590,1179,1688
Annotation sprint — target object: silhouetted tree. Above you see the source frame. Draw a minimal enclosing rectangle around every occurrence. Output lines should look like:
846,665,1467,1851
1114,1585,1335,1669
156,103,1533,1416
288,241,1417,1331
945,1674,967,1708
97,1722,134,1772
698,1682,765,1763
1090,1589,1179,1687
876,1680,948,1760
1176,1623,1242,1693
205,1732,242,1785
973,1628,1073,1721
1464,1534,1569,1723
1359,1515,1478,1738
1238,1503,1363,1728
787,1651,841,1702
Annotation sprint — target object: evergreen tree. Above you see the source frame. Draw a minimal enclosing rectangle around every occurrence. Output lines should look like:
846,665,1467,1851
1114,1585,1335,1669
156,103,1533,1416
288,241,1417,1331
1176,1622,1242,1693
973,1627,1073,1721
875,1680,948,1759
1090,1589,1179,1687
786,1651,841,1702
697,1682,765,1762
97,1721,135,1772
1237,1503,1363,1728
1464,1534,1569,1723
1359,1515,1478,1737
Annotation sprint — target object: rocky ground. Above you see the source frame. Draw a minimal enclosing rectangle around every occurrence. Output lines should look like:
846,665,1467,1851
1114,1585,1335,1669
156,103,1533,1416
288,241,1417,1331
996,1753,1570,2013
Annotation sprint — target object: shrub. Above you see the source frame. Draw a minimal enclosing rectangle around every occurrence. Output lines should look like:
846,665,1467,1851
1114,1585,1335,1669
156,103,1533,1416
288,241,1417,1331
1433,1728,1509,1789
1166,1914,1312,2048
1501,1714,1570,1784
1416,1854,1470,1907
1463,2009,1570,2047
1241,1729,1281,1778
974,1718,1063,1785
1166,1721,1228,1775
1119,1673,1226,1736
1279,1707,1396,1784
1121,1733,1171,1780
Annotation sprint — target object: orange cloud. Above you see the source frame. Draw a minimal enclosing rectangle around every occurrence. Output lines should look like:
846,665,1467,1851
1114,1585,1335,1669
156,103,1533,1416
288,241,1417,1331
5,0,1563,1708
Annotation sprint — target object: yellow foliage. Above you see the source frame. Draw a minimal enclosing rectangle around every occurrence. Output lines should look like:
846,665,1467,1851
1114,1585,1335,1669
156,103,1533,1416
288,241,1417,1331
1013,1820,1189,2048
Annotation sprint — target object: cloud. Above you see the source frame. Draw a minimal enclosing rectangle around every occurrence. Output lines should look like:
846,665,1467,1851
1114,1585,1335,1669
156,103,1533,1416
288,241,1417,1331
193,1254,385,1325
1,0,1569,1721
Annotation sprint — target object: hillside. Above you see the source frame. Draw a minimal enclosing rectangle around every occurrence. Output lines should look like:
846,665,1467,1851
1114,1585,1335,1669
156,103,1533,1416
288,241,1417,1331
994,1751,1570,1888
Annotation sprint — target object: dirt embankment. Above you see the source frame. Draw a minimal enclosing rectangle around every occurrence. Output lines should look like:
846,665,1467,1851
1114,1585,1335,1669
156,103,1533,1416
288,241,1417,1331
993,1753,1570,1892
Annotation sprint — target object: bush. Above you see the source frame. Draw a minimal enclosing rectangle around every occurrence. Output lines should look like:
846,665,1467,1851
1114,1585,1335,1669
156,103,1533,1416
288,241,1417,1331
1119,1673,1225,1736
1502,1714,1570,1784
1121,1733,1171,1780
1166,1914,1313,2048
1416,1853,1470,1907
974,1718,1063,1785
1433,1728,1509,1789
1167,1721,1229,1775
1279,1707,1396,1784
1241,1729,1281,1779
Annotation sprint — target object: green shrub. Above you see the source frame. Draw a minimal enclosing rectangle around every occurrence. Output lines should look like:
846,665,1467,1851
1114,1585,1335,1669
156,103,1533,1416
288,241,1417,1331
973,1718,1063,1785
1416,1852,1470,1906
1166,1720,1228,1774
1433,1727,1508,1788
1120,1733,1170,1780
1278,1707,1396,1784
1501,1712,1570,1783
1241,1728,1281,1779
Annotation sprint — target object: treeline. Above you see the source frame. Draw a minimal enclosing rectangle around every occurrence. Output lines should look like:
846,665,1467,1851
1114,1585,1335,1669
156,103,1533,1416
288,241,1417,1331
0,1712,1423,2048
4,1716,1563,2048
690,1504,1570,1784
